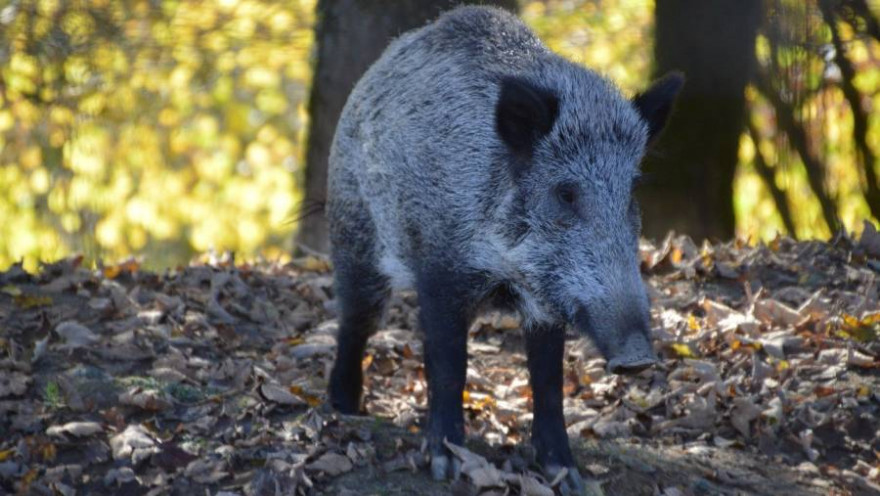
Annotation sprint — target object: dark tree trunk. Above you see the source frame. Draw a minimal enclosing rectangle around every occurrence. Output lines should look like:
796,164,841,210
639,0,762,242
296,0,517,254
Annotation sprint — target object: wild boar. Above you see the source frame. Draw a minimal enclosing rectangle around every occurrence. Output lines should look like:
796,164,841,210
325,5,682,492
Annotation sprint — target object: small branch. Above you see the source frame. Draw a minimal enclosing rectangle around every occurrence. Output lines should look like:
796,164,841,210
754,70,841,234
819,0,880,221
746,117,798,238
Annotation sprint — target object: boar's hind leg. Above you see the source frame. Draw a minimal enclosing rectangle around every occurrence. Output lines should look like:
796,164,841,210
327,258,390,414
417,270,476,481
525,326,586,494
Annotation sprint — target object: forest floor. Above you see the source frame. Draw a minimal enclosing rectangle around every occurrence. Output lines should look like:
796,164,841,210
2,229,880,495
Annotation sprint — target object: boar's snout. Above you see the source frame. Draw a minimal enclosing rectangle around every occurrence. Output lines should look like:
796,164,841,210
573,306,657,375
604,331,657,375
607,354,656,375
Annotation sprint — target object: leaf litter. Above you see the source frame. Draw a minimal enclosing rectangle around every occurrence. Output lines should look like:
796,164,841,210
0,234,878,494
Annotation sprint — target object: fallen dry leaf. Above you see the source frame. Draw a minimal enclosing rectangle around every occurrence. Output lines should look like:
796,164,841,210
752,299,805,327
109,425,157,461
54,321,100,349
519,473,555,496
2,234,877,495
185,458,229,484
307,452,353,476
46,421,103,438
260,382,307,406
857,220,880,258
444,440,504,489
119,388,172,411
0,371,30,398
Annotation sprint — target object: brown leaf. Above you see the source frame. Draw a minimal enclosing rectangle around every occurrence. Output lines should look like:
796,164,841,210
443,440,503,489
0,371,30,398
55,321,100,350
260,383,307,406
185,457,229,484
13,294,52,309
752,299,805,327
518,473,554,496
152,442,199,472
119,388,172,411
730,397,762,438
306,452,353,476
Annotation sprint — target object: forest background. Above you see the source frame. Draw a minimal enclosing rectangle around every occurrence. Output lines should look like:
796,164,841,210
1,0,879,271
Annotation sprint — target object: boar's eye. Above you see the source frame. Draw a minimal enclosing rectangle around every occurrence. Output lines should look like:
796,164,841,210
555,183,578,208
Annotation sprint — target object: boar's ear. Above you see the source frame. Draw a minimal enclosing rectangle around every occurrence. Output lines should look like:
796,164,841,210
496,77,559,161
632,72,684,144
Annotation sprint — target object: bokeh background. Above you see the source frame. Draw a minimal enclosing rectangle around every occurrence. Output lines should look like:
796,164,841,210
1,0,878,271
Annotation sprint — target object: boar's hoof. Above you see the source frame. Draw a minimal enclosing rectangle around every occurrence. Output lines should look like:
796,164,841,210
430,454,462,482
546,464,587,496
325,398,365,416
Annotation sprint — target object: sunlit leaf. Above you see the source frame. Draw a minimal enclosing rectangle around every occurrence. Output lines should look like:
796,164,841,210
292,256,332,272
838,313,880,342
14,294,53,309
667,342,698,358
361,354,373,371
1,285,22,297
289,385,322,407
0,449,13,462
814,386,837,397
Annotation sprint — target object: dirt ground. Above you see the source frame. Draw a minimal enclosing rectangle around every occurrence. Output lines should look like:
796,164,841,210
1,232,880,495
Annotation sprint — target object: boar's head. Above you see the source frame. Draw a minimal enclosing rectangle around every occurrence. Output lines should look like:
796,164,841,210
494,70,683,374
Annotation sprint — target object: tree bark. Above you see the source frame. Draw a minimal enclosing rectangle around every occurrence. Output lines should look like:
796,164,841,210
296,0,517,254
639,0,762,242
754,71,840,233
746,118,797,237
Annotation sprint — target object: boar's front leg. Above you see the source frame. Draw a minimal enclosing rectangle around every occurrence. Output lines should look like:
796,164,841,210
328,259,390,414
417,270,475,481
525,325,586,494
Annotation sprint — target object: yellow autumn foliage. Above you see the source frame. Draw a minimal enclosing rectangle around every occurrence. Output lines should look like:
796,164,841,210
0,0,877,271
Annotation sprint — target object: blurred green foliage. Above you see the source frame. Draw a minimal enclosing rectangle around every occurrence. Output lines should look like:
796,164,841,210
737,2,880,241
523,0,653,90
0,0,877,271
1,0,314,270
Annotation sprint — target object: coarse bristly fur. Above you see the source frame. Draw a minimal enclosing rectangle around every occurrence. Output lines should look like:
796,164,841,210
326,5,682,485
328,4,681,378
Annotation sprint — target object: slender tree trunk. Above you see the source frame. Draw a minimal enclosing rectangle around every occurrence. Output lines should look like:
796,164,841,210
639,0,762,242
754,71,840,233
746,118,797,237
820,0,880,222
296,0,517,254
